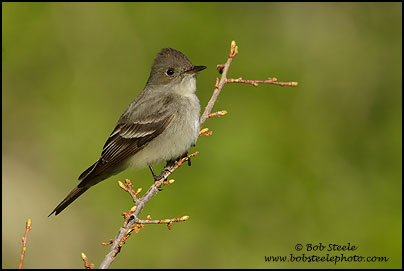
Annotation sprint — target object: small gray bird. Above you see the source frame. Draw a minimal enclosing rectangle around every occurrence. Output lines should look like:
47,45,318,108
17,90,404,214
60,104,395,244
49,48,206,216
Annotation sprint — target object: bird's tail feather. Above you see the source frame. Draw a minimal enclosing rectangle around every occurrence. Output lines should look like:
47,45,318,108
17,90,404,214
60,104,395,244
48,186,89,216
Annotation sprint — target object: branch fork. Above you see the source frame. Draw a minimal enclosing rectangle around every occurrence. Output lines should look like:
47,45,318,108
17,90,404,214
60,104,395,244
99,152,198,268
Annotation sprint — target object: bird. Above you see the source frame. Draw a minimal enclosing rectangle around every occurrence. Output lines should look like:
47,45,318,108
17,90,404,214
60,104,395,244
49,48,206,216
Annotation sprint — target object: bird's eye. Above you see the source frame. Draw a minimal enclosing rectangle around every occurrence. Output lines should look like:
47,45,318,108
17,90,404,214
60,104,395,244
166,69,174,76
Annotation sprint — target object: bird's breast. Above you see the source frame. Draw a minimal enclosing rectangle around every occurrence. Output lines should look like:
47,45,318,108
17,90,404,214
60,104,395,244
127,93,200,169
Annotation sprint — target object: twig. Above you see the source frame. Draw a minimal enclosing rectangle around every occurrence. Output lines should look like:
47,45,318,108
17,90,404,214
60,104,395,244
199,128,213,137
134,215,189,225
118,179,142,204
99,152,197,269
208,110,228,119
81,253,95,269
200,40,297,126
18,218,32,269
226,77,298,87
199,41,239,126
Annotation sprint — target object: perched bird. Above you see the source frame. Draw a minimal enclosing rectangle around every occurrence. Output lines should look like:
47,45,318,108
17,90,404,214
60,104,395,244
49,48,206,216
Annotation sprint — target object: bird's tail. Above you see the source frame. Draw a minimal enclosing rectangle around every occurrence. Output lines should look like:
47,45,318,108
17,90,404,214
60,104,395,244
48,186,89,216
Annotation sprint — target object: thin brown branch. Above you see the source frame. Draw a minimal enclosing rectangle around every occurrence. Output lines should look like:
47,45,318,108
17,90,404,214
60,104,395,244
226,77,298,87
200,40,297,126
118,179,142,204
18,218,32,269
199,41,238,126
208,110,228,119
101,239,114,246
199,128,213,137
135,215,189,230
135,215,189,225
81,253,95,269
99,152,198,269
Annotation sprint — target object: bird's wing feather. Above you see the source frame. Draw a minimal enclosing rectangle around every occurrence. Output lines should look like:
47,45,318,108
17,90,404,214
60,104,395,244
78,95,175,182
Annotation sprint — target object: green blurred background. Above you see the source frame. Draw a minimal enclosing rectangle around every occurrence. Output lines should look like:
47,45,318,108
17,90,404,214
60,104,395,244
2,2,402,269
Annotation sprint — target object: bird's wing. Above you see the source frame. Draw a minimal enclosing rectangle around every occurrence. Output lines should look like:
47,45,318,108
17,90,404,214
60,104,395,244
78,95,175,183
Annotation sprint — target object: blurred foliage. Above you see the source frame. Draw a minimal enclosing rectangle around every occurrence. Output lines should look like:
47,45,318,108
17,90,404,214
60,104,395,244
2,2,402,269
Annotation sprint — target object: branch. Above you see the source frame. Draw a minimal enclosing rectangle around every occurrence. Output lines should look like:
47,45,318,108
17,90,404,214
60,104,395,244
98,40,298,269
200,40,297,126
99,153,197,269
18,218,32,269
81,253,95,269
226,77,298,87
199,41,238,126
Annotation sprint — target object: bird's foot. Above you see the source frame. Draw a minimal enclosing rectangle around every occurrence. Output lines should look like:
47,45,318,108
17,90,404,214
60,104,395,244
148,163,174,191
148,152,191,191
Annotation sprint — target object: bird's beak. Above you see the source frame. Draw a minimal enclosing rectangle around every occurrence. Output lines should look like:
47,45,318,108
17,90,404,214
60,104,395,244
185,65,207,74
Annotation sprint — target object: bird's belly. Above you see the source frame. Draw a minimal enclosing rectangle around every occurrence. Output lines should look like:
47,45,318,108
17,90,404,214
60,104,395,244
127,113,200,169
